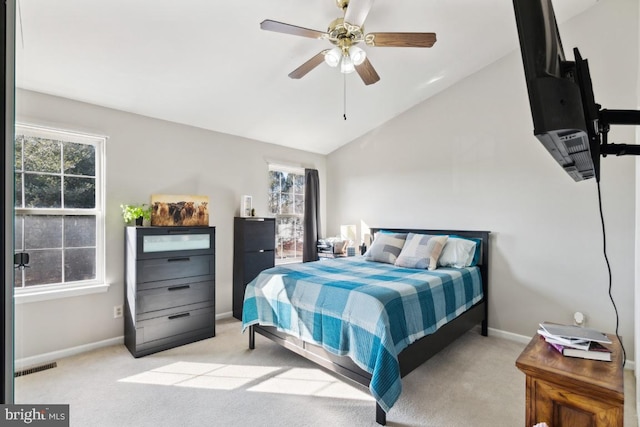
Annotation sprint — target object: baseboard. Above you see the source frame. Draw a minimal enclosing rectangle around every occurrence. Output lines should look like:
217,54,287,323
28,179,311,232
15,336,124,370
482,326,636,370
15,320,634,371
15,311,236,370
486,326,532,345
216,311,233,320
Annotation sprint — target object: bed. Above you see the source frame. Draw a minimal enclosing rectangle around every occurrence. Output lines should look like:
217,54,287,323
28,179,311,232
242,228,490,425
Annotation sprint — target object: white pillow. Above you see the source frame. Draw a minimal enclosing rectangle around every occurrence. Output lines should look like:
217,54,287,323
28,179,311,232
394,233,448,270
437,237,477,268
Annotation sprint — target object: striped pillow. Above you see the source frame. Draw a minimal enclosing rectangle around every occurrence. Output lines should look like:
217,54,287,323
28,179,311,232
395,233,449,270
365,233,407,264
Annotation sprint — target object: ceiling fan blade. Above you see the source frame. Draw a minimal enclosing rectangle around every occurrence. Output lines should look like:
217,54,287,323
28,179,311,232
355,58,380,85
366,32,437,48
344,0,375,27
288,51,328,79
260,19,327,39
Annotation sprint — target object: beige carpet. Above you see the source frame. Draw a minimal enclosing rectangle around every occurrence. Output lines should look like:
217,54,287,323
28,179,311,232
15,318,638,427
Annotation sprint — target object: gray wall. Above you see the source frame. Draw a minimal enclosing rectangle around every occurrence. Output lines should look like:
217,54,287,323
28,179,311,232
14,89,326,361
326,0,638,359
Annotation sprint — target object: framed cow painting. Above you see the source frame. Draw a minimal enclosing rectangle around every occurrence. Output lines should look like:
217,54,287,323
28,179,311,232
151,194,209,226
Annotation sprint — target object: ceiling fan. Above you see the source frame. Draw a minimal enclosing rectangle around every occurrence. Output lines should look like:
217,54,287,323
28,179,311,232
260,0,437,85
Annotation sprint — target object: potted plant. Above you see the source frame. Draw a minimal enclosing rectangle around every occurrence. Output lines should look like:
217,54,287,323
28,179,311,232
120,203,151,226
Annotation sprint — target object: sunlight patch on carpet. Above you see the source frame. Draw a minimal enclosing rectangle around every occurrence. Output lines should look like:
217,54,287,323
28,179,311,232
119,362,279,390
118,362,373,401
247,368,374,401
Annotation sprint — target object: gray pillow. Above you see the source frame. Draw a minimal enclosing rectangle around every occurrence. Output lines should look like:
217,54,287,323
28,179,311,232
365,233,407,264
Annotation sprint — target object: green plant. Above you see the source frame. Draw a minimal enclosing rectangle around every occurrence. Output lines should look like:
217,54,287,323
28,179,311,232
120,203,151,224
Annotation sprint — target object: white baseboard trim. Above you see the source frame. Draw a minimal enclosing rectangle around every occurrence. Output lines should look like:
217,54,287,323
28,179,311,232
15,321,635,372
15,312,236,370
484,326,636,370
487,326,532,345
216,311,233,320
15,336,124,370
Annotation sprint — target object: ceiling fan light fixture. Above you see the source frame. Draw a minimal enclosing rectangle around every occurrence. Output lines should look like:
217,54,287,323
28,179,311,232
324,47,342,67
340,54,355,74
260,1,436,85
349,46,366,66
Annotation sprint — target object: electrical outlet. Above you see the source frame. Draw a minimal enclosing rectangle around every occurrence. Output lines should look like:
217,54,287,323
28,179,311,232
113,305,123,319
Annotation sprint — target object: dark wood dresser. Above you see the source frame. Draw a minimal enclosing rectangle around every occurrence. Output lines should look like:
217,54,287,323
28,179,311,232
124,226,215,357
232,217,275,320
516,333,624,427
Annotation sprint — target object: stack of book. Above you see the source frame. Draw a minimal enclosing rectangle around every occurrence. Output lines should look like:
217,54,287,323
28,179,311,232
537,322,613,362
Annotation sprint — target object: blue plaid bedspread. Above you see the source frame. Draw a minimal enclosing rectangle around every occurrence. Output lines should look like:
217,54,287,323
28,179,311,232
242,257,483,412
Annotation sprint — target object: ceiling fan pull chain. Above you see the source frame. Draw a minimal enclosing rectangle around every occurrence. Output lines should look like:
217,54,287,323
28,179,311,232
343,73,347,120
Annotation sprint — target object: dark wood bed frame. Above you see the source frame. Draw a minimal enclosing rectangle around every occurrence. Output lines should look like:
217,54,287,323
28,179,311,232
247,228,490,425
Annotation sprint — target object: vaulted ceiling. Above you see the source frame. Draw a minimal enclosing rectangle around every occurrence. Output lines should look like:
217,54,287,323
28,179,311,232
14,0,598,154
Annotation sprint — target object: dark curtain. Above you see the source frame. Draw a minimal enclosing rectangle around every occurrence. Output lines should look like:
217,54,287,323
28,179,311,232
303,168,320,262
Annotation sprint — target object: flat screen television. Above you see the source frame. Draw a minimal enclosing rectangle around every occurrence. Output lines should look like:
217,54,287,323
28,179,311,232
512,0,601,182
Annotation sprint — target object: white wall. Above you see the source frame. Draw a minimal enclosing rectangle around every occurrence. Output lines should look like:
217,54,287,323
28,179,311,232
327,0,638,359
14,89,326,360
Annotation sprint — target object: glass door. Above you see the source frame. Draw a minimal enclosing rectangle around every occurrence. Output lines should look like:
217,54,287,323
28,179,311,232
2,0,16,404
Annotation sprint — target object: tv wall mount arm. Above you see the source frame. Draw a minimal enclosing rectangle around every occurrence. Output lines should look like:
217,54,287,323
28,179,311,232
598,109,640,156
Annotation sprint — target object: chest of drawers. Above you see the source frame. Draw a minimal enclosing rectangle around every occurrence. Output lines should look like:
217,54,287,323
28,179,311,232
232,217,275,320
125,226,215,357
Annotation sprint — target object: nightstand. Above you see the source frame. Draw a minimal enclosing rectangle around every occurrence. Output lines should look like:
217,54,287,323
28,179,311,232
515,333,624,426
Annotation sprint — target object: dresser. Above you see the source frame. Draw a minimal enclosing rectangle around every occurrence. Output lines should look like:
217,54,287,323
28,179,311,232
516,334,624,427
125,226,216,357
233,217,275,320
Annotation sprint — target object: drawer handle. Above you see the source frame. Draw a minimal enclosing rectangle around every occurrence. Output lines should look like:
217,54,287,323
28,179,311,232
168,313,191,320
246,218,265,221
168,285,191,291
167,257,190,262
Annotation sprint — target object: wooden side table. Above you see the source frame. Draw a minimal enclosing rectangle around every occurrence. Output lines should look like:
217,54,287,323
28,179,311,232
516,333,624,427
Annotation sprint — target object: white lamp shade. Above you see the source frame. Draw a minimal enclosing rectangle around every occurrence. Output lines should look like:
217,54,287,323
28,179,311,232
340,55,355,74
349,46,366,66
324,47,342,67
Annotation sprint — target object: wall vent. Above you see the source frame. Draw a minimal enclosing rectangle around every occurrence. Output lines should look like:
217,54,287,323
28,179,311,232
14,362,57,377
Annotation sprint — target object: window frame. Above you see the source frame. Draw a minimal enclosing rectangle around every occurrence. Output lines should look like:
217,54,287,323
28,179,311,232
13,124,107,302
268,164,305,264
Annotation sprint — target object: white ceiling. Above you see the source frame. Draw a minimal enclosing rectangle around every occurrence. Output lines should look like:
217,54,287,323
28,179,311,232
14,0,598,155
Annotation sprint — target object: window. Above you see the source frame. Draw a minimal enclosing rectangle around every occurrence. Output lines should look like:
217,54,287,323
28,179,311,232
268,165,304,262
14,124,105,292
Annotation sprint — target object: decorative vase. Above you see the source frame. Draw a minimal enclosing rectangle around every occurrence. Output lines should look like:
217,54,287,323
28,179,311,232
135,217,143,226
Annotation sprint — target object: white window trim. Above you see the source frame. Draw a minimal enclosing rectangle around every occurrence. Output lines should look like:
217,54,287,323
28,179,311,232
14,123,107,298
14,282,110,304
267,163,304,175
